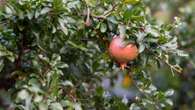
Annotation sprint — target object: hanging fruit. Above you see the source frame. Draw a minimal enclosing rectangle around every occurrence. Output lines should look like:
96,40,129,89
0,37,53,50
108,35,138,70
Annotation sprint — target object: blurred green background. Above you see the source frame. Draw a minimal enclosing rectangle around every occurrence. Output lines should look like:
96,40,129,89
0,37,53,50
146,0,195,110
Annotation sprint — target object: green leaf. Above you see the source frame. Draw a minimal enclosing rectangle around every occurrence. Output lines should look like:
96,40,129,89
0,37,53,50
56,62,69,69
165,99,173,106
73,103,82,110
59,18,68,35
139,43,145,53
85,0,97,7
124,9,132,22
50,71,60,97
123,0,140,5
52,54,61,63
118,24,126,36
40,7,51,15
165,89,174,96
17,89,30,100
67,41,87,51
100,23,107,33
0,44,15,62
39,103,48,110
50,102,63,110
129,103,141,110
107,16,118,24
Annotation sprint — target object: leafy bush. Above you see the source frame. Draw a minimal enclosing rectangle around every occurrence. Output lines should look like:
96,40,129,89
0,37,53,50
0,0,187,110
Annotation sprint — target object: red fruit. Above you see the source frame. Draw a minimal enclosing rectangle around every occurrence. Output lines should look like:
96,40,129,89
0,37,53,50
108,35,138,70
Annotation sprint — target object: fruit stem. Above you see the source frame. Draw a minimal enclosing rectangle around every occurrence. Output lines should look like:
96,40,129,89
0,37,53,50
120,63,127,70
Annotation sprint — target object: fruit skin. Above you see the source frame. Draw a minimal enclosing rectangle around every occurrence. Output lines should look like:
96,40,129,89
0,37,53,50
108,35,138,70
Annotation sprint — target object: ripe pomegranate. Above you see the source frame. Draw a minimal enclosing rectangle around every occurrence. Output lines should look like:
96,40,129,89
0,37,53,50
108,35,138,70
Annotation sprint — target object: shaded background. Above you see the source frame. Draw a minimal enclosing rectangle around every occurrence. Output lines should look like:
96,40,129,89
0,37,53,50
145,0,195,110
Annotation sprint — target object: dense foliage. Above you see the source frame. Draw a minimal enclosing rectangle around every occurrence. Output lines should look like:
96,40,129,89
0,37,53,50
0,0,191,110
146,0,195,110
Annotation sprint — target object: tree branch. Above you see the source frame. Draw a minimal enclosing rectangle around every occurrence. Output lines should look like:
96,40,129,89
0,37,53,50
91,4,118,19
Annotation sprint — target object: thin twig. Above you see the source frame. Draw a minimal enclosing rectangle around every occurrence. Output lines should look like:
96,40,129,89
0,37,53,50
91,4,118,19
155,55,182,74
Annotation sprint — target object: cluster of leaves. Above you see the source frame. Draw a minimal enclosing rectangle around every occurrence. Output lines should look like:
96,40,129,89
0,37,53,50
143,0,195,110
0,0,186,109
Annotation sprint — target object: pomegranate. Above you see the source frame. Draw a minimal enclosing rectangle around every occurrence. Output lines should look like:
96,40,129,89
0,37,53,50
108,35,138,70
